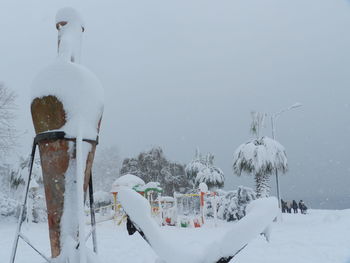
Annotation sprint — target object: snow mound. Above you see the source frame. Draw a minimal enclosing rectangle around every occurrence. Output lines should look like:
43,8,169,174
119,187,278,263
111,174,145,192
203,197,279,262
31,60,104,139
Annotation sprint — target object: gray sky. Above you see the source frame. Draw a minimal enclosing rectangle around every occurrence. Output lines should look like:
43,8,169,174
1,0,349,209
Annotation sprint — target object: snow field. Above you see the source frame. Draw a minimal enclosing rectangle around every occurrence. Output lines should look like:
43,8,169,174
1,209,349,263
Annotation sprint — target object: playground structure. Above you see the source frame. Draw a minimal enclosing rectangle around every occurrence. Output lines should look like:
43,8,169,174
172,189,218,228
87,176,218,229
109,174,164,225
110,174,146,223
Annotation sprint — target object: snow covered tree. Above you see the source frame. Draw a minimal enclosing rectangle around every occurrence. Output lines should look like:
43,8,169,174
186,150,224,190
217,186,256,221
120,147,190,196
10,156,43,190
0,82,17,155
92,146,121,191
185,149,206,187
233,112,287,198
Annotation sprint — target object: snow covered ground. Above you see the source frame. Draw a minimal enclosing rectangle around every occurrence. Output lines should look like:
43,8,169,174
1,209,349,263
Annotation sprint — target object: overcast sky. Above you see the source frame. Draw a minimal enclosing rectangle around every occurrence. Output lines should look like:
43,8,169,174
1,0,349,209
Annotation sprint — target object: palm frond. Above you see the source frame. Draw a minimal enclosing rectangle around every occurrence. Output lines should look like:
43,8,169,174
233,136,288,176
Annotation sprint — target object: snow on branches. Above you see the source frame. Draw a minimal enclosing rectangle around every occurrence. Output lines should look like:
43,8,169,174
216,186,256,222
233,136,287,176
120,147,190,196
185,150,224,191
0,82,16,155
233,136,288,197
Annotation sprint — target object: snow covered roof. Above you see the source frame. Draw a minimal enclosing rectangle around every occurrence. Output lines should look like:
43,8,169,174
111,174,145,192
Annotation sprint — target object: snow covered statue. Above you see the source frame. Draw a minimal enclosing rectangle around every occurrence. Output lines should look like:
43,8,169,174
30,8,104,262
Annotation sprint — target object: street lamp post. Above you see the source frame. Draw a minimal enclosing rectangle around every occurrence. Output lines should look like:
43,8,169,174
271,103,302,215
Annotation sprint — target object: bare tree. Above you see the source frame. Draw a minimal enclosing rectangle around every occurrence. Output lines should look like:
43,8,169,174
0,82,17,155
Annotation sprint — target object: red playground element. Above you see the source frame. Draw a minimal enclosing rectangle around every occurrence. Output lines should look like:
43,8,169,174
193,218,201,228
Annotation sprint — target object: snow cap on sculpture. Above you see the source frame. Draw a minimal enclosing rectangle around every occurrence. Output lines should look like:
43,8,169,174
31,60,104,139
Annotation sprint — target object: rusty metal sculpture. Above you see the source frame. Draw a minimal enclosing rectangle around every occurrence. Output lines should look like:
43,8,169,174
10,8,102,263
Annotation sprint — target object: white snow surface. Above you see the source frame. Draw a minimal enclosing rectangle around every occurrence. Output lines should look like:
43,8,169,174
118,187,278,263
31,60,104,139
111,174,145,192
2,208,350,263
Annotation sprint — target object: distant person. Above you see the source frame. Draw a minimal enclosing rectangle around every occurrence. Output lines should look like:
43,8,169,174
292,200,298,213
299,200,307,214
281,199,286,213
286,201,292,213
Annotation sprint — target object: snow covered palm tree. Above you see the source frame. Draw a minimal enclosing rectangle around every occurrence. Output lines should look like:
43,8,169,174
186,150,225,191
232,136,287,198
195,166,224,191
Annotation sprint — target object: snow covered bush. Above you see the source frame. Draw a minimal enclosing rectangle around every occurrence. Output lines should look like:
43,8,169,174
10,156,43,190
0,194,20,218
186,150,224,190
216,186,256,222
